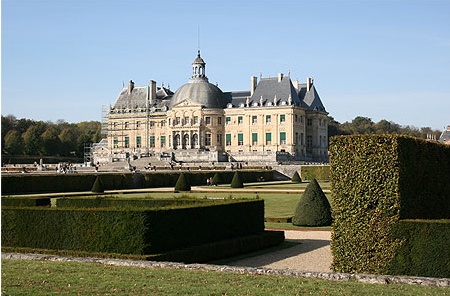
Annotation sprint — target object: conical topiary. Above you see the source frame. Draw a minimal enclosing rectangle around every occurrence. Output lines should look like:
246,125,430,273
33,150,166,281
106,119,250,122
174,173,191,192
292,178,331,226
211,172,222,186
91,176,104,193
230,171,244,188
291,171,302,183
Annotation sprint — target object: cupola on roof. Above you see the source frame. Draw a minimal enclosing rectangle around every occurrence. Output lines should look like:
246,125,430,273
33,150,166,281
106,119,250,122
170,51,228,109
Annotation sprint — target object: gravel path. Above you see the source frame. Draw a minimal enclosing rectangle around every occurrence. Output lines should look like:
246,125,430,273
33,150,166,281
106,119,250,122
228,230,332,272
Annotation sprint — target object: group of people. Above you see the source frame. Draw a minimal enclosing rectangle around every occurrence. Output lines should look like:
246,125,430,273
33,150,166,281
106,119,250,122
56,162,76,174
206,177,217,186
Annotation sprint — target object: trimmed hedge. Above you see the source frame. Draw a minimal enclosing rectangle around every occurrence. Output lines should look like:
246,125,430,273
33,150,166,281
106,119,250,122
55,198,219,209
330,134,450,276
388,220,450,278
1,171,274,195
230,171,244,188
1,197,51,207
2,199,265,254
174,173,191,192
300,165,330,181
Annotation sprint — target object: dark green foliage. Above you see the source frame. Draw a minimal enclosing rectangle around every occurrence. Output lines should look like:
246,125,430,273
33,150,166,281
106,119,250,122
91,176,104,193
291,171,302,183
1,171,274,195
230,171,244,188
174,173,191,192
388,220,450,278
56,198,219,209
1,197,50,207
211,172,222,185
2,199,265,254
330,134,450,276
292,179,331,226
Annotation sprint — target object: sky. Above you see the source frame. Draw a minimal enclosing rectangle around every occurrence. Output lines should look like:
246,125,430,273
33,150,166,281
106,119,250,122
2,0,450,130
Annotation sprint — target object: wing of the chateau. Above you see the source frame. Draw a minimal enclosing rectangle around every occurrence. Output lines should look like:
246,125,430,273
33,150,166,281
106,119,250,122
95,51,329,165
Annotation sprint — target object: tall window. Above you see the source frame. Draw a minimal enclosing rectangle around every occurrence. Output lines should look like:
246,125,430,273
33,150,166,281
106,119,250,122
226,117,231,125
149,136,155,148
307,118,312,126
184,117,190,125
205,117,211,125
266,115,271,124
217,117,222,125
252,115,257,124
307,135,312,148
175,117,181,125
226,134,232,146
238,116,243,124
280,114,286,123
124,136,130,148
205,133,211,146
280,132,286,145
136,121,141,128
238,133,243,146
136,136,141,148
252,133,258,146
265,133,271,145
161,136,166,148
194,116,199,124
113,137,118,148
217,133,222,146
125,122,129,129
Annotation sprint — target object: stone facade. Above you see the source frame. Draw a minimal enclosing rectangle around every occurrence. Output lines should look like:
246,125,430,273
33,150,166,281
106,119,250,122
104,51,329,164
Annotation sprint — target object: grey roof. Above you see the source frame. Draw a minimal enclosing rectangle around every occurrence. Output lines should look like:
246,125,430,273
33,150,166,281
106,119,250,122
112,86,173,110
302,85,326,112
249,76,303,106
170,80,230,109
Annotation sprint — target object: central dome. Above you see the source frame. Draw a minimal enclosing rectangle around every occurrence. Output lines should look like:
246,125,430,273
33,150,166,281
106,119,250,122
170,51,227,109
170,80,227,109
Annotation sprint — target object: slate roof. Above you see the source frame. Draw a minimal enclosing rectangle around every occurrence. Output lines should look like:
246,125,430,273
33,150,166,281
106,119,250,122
112,86,173,110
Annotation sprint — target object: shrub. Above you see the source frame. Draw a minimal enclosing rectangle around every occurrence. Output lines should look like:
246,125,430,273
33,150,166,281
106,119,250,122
91,176,104,193
211,172,222,185
230,171,244,188
291,171,302,183
292,179,331,226
174,173,191,192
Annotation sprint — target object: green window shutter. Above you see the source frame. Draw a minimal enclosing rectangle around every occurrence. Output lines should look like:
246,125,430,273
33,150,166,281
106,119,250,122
238,133,243,141
266,133,271,141
280,132,286,141
252,133,258,142
280,114,286,122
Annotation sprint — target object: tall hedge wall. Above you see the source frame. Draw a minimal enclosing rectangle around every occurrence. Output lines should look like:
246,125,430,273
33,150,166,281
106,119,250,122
330,134,450,275
1,170,274,195
2,199,264,254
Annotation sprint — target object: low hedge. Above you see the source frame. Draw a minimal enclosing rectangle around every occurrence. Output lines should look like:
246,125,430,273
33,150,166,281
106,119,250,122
1,197,51,207
300,165,330,181
55,198,219,209
2,199,264,254
387,220,450,278
2,171,275,195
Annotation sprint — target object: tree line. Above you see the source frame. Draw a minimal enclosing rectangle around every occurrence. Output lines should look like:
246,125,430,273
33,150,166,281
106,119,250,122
328,116,442,139
1,115,102,161
1,114,443,161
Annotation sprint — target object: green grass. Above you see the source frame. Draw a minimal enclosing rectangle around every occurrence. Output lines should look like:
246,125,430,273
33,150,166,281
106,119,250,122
2,259,448,296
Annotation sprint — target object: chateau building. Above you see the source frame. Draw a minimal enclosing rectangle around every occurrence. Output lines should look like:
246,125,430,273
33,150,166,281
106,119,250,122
104,51,328,163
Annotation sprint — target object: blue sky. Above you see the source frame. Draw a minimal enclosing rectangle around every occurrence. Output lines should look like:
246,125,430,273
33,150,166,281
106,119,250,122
2,0,449,130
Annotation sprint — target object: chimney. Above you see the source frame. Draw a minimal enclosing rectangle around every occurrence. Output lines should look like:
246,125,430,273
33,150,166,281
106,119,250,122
128,80,135,94
250,76,257,96
278,73,283,82
149,80,157,105
292,79,299,91
306,77,313,92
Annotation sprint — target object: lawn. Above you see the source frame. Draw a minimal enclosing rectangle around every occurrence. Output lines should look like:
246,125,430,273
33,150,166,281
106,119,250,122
2,259,447,296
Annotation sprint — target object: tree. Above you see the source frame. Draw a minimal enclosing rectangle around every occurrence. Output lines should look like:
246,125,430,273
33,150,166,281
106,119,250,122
230,171,244,188
41,126,61,156
91,176,104,193
292,179,331,226
22,125,43,155
3,130,24,155
58,127,77,156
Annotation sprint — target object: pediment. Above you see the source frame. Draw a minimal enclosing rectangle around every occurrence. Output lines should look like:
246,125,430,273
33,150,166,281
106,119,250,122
171,99,203,109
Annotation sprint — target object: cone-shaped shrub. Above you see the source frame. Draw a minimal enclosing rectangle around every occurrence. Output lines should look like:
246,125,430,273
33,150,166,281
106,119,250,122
292,178,331,226
230,171,244,188
291,171,302,183
91,176,104,193
174,173,191,192
211,172,222,185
